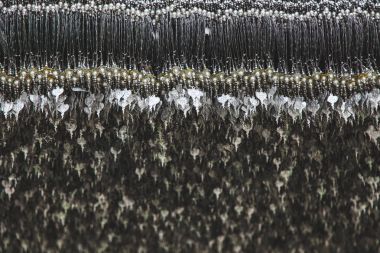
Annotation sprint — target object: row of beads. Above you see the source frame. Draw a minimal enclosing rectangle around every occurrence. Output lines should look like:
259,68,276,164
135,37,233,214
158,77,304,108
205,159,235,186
1,1,379,20
1,66,379,99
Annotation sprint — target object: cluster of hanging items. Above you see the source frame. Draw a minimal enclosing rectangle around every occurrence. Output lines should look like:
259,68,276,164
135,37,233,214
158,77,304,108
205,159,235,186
1,1,380,252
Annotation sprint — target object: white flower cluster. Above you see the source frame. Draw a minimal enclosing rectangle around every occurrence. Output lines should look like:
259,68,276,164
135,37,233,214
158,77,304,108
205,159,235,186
1,86,380,123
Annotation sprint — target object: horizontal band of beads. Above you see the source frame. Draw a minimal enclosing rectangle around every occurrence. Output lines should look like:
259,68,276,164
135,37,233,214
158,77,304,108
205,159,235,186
0,66,379,99
1,1,379,20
